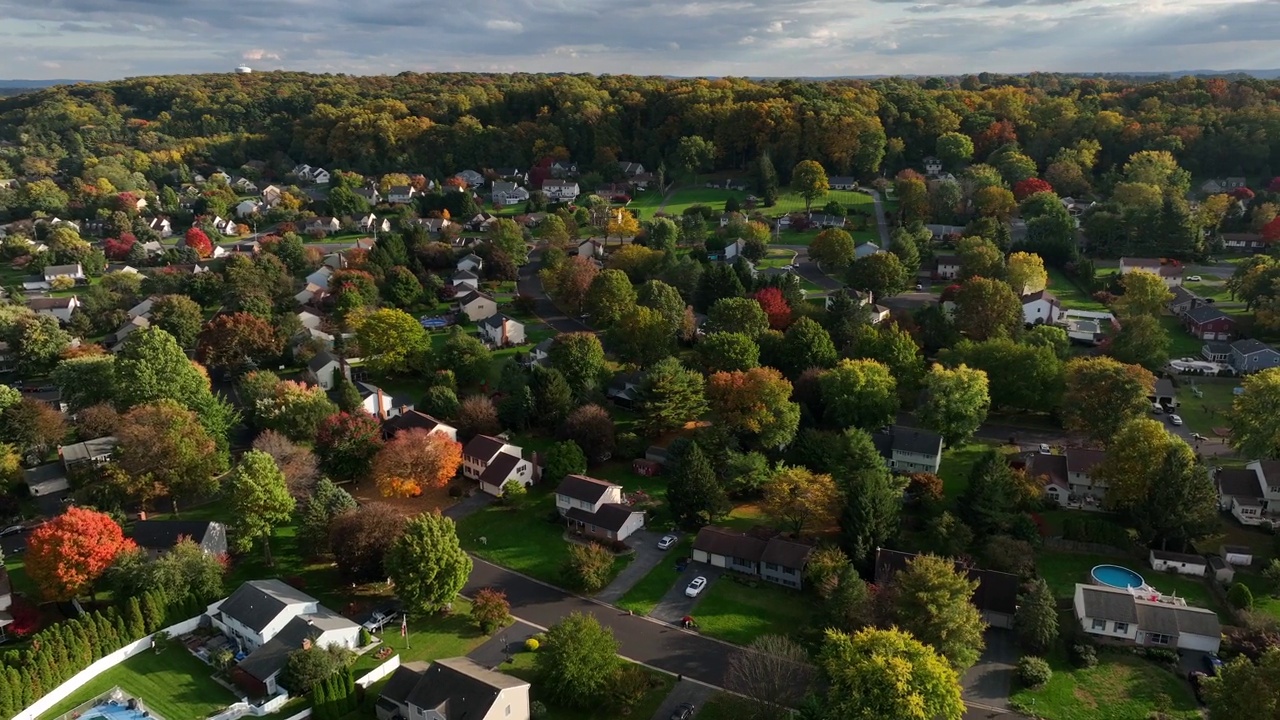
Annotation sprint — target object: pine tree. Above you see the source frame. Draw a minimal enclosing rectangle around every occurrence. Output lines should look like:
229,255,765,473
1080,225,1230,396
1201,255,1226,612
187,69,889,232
333,373,364,413
344,668,357,712
125,596,146,639
666,442,730,527
1014,578,1059,654
80,614,102,658
12,664,35,708
141,591,167,632
96,612,118,648
111,611,130,645
0,666,14,720
312,677,329,720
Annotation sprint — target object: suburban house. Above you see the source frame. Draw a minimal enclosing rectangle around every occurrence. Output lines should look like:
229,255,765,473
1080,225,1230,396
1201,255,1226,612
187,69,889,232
596,183,631,202
1180,305,1235,341
1119,257,1184,287
376,657,530,720
456,291,499,322
1148,378,1178,409
576,239,603,259
1167,286,1204,316
358,214,391,234
554,474,646,542
1020,447,1109,508
236,199,262,217
550,161,578,178
853,242,882,259
618,161,645,176
1221,232,1267,252
923,156,944,176
307,350,350,391
1149,549,1207,577
872,425,944,474
455,170,486,187
807,213,846,229
606,371,644,408
43,263,85,287
452,269,480,291
210,579,361,696
1216,462,1280,527
1021,290,1062,326
491,181,529,206
62,436,119,466
1229,338,1280,374
541,180,580,201
691,526,813,590
1073,583,1221,653
261,185,283,205
456,254,484,273
1200,177,1247,195
829,176,858,190
28,296,80,324
386,186,417,204
106,316,151,352
934,255,961,280
478,314,526,347
305,216,342,234
127,297,156,320
381,410,459,442
131,520,228,558
409,217,454,235
355,381,414,419
147,217,173,237
492,167,526,182
523,337,554,367
462,435,535,496
22,435,118,508
874,548,1019,628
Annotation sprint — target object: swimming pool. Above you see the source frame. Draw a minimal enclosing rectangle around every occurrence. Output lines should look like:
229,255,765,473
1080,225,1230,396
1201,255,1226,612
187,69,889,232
1091,564,1147,590
419,316,450,329
79,705,154,720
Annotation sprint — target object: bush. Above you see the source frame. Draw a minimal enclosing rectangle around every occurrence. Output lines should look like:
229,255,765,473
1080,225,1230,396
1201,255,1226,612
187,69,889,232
525,638,540,652
1228,582,1255,610
359,627,373,646
1018,656,1052,688
1070,643,1098,668
531,701,548,720
1143,648,1179,668
615,431,645,460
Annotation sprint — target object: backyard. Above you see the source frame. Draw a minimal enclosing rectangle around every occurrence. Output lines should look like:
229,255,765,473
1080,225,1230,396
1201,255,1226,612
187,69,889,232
1173,379,1238,436
691,577,812,645
1035,549,1225,618
1159,315,1208,359
938,441,1001,502
629,184,876,222
1046,267,1108,312
37,645,238,720
1009,644,1201,720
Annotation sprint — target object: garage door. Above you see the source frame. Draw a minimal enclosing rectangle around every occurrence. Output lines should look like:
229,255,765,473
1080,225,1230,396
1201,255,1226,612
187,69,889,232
1178,632,1221,653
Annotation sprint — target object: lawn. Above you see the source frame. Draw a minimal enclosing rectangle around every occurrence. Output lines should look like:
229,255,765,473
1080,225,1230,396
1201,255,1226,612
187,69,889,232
1035,549,1225,618
456,489,631,588
1046,267,1108,312
937,441,1000,504
503,653,675,720
1009,644,1200,720
352,597,487,673
1159,315,1208,359
38,645,238,720
624,188,668,218
1236,572,1280,620
692,577,812,645
616,538,690,615
642,185,875,222
1188,278,1236,303
1174,379,1238,436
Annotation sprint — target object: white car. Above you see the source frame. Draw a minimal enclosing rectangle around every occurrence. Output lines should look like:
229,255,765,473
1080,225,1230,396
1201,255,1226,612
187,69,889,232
1186,275,1202,282
1038,443,1051,454
1169,414,1183,426
685,576,708,598
915,283,924,291
657,534,678,550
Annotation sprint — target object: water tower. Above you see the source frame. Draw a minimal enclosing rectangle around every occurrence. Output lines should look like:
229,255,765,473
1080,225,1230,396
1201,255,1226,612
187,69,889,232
235,65,252,74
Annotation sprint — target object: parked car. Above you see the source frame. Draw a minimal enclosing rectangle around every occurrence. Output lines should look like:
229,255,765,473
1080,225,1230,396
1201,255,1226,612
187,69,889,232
1038,443,1051,454
915,283,924,291
1169,414,1183,426
1191,432,1208,442
685,576,708,598
1187,275,1202,282
0,525,23,537
361,603,404,632
1203,654,1224,676
670,702,696,720
657,534,678,550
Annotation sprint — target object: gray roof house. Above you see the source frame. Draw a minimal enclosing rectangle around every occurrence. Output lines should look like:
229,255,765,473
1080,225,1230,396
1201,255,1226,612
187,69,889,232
478,314,525,347
307,350,350,391
691,526,813,590
1229,338,1280,374
872,425,944,474
1073,583,1221,653
131,520,228,558
456,290,499,322
376,658,531,720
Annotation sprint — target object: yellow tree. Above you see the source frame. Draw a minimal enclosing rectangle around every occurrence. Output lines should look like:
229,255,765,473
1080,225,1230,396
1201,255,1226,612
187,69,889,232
606,208,640,242
973,186,1016,220
1006,252,1048,295
762,466,840,535
1114,269,1174,318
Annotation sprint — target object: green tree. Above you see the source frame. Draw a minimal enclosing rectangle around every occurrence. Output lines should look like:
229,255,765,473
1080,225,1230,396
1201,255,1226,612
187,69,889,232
354,308,430,375
228,450,296,565
1061,357,1155,441
917,363,990,445
667,442,730,528
697,332,760,373
839,461,904,566
299,477,358,552
548,332,607,397
846,323,926,401
890,554,986,671
696,263,746,312
386,511,472,615
781,317,838,376
889,228,921,274
1227,582,1254,610
438,327,492,387
1232,367,1280,458
814,627,964,720
675,135,717,180
535,613,620,709
1006,252,1047,295
1015,578,1059,653
116,400,220,513
52,354,116,410
563,541,614,592
608,305,673,367
383,266,422,307
845,252,908,299
332,373,363,413
791,160,830,212
953,277,1023,341
585,269,638,328
149,294,203,348
530,365,574,428
1204,648,1280,719
956,236,1005,280
487,218,528,265
707,367,800,451
935,132,975,169
645,218,679,254
755,151,780,204
636,279,686,335
707,297,769,338
820,359,898,430
637,357,707,435
942,338,1062,413
810,229,856,270
8,313,71,375
1108,314,1170,371
1114,270,1174,318
543,440,587,485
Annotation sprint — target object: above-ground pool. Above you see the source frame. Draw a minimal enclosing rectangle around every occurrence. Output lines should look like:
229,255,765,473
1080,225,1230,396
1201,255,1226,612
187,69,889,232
419,316,450,329
1092,564,1147,590
78,704,157,720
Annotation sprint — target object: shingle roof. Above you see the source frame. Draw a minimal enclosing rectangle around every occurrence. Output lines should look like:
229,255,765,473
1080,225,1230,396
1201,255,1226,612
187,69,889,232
692,526,766,562
237,616,317,681
1065,448,1107,475
218,579,317,633
478,452,521,485
1204,341,1232,356
1150,549,1204,565
405,657,528,719
1135,602,1182,637
1021,290,1059,305
1185,305,1231,324
889,426,943,456
1216,468,1263,499
456,290,494,307
1232,338,1276,356
454,269,479,280
566,503,639,532
555,475,618,505
479,313,520,331
308,350,342,373
382,411,452,438
28,297,76,310
1079,585,1139,623
760,538,813,568
380,662,431,705
1170,604,1221,637
131,520,226,554
1168,286,1201,306
463,435,506,462
1028,453,1069,488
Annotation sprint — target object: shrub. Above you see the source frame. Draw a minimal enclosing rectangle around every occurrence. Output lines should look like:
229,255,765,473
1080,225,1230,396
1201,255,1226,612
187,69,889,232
1143,648,1179,668
1228,582,1255,610
531,701,548,720
359,627,373,646
1070,643,1098,668
525,638,540,652
1017,656,1052,688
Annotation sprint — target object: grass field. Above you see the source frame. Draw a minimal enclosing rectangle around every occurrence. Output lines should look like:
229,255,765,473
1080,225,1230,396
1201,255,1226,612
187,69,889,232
1174,380,1238,435
38,646,238,720
692,577,812,645
1035,549,1225,617
1046,267,1108,311
937,441,1003,504
635,185,875,221
1009,644,1200,720
351,597,487,673
1160,315,1209,359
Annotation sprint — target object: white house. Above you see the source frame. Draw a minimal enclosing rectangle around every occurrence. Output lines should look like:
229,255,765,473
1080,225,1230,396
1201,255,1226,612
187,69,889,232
456,253,484,273
305,216,342,234
455,170,485,187
209,579,360,696
1073,583,1221,654
452,269,480,291
44,263,85,284
236,199,262,218
491,181,529,206
376,658,530,720
478,314,525,347
28,296,81,324
854,242,882,259
1216,461,1280,527
307,350,350,391
381,410,459,443
355,382,414,419
873,425,943,474
305,266,334,291
1021,290,1062,325
148,217,173,237
358,214,390,234
386,185,417,204
935,255,961,280
541,180,580,201
554,474,646,542
1119,258,1184,287
311,168,331,185
1149,549,1207,577
829,176,858,190
461,434,534,496
456,290,498,322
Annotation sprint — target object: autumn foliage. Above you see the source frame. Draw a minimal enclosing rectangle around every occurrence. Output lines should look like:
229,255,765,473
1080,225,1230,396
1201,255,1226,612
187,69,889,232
372,428,463,497
26,507,135,601
1012,178,1053,201
1262,216,1280,244
753,287,793,330
184,227,213,258
196,311,283,369
103,232,137,260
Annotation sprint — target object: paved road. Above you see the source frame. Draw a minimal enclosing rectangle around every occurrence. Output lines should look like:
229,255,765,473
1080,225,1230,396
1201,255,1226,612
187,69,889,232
649,566,720,624
867,189,892,246
467,620,541,670
649,681,717,720
594,529,671,604
516,247,592,334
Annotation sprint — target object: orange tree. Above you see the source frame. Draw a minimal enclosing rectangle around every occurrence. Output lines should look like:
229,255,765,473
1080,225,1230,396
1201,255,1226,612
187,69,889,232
372,428,463,497
26,507,135,601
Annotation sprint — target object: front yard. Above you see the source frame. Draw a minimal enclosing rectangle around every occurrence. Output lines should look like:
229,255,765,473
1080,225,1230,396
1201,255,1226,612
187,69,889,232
351,597,487,673
1174,380,1238,436
38,645,238,720
691,576,811,645
504,652,675,720
616,539,690,615
1009,645,1201,720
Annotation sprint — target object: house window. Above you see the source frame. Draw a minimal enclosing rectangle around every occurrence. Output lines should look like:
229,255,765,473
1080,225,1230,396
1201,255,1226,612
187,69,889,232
1113,622,1129,634
588,524,596,533
1091,619,1105,631
1148,633,1171,645
764,562,779,572
505,706,511,716
733,556,753,568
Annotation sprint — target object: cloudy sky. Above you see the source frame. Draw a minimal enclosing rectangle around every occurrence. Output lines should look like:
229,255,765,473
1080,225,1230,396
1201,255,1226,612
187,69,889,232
2,0,1278,80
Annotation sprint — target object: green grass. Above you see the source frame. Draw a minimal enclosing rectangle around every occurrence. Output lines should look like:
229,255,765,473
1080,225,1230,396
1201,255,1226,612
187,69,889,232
1236,572,1280,620
716,504,769,532
692,577,812,645
1159,315,1209,359
1046,267,1109,312
1174,380,1238,435
504,653,675,720
1036,549,1225,618
641,185,874,222
624,188,667,218
352,597,487,672
937,441,999,504
1188,278,1236,303
1009,644,1200,720
37,645,238,720
616,538,690,615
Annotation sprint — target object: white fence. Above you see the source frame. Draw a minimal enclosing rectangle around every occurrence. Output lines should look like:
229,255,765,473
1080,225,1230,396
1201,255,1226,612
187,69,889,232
355,655,400,688
206,691,293,720
14,615,203,720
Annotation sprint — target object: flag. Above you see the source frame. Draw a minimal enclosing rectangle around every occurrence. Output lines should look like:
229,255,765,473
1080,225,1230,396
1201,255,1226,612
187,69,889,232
400,615,408,638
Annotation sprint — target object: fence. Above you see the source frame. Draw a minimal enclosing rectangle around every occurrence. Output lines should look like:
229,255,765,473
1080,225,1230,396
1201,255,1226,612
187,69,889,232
13,615,203,720
206,691,293,720
355,655,400,689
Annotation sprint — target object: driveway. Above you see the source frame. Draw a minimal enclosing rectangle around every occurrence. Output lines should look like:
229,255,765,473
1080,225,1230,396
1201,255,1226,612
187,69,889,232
595,530,672,604
962,628,1017,710
649,680,717,720
443,491,492,521
648,565,721,624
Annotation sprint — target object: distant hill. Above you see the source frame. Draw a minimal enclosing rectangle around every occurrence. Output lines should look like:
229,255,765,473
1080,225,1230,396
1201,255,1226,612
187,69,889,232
0,79,94,96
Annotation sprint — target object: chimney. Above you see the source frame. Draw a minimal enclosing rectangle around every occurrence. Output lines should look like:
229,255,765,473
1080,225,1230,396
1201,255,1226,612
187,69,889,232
376,387,388,419
301,638,312,651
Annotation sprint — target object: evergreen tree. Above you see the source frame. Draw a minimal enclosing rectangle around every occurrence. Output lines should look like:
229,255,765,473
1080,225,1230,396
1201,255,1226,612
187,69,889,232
332,373,363,413
312,677,329,720
1014,578,1059,654
0,668,13,720
530,365,573,428
666,443,730,527
141,590,167,632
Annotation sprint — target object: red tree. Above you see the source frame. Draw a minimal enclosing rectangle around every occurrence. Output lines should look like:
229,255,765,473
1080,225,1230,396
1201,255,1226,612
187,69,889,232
103,232,137,260
184,227,213,258
1262,216,1280,244
26,507,135,601
371,428,463,497
315,411,385,482
115,192,140,213
1230,187,1256,202
753,287,793,330
974,120,1018,158
1013,178,1053,201
196,311,283,369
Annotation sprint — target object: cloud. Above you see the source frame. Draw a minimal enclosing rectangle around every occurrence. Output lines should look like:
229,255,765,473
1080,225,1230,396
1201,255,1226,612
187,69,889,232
484,19,523,32
242,49,280,60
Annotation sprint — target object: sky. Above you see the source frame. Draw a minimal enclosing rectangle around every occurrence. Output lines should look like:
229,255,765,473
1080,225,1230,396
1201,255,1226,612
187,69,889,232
1,0,1279,81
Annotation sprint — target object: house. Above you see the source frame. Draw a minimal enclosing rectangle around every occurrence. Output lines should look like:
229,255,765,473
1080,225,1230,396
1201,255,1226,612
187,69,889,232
355,382,414,420
375,657,530,720
456,254,484,273
807,213,846,229
131,520,228,558
617,161,645,177
829,176,858,190
1229,338,1280,374
305,266,334,292
492,168,526,182
295,308,324,330
606,371,644,408
305,216,342,234
691,526,813,590
147,217,173,237
541,180,580,201
923,156,944,176
61,436,118,466
554,475,645,542
1073,583,1220,653
452,269,480,291
455,170,486,187
478,314,525,347
261,185,283,205
1148,378,1178,409
935,255,961,280
1202,341,1233,363
550,161,578,178
1167,286,1204,317
381,410,458,442
106,316,150,352
21,435,118,507
236,199,262,218
467,213,498,232
127,297,156,320
1221,544,1254,566
410,217,454,235
307,350,350,391
28,296,80,324
1149,549,1207,577
1182,305,1235,341
359,214,391,234
853,242,882,259
461,435,534,496
210,579,360,696
386,186,416,204
44,263,85,283
576,239,603,259
523,337,554,367
1021,290,1062,326
232,177,259,193
1022,451,1071,506
1217,462,1280,527
874,548,1019,628
456,290,498,322
311,168,331,185
872,425,944,474
1066,447,1109,505
491,181,529,206
630,172,656,189
1119,258,1184,287
1200,178,1247,195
